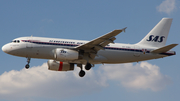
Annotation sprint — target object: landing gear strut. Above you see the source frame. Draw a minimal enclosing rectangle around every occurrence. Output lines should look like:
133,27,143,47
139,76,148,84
25,57,31,69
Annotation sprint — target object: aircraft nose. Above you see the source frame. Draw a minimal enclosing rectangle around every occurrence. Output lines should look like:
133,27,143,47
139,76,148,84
2,44,9,53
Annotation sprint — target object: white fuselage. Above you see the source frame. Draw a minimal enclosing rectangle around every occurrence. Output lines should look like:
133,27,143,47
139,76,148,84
2,36,175,65
2,18,177,77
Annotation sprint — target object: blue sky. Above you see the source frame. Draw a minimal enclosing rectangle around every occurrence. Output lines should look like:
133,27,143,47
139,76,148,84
0,0,180,101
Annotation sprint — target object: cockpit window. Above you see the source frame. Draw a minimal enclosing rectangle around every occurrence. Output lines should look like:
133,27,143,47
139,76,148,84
11,40,20,43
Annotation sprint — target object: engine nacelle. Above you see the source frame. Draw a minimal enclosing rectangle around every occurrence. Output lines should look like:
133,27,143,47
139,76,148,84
47,60,74,71
54,48,79,61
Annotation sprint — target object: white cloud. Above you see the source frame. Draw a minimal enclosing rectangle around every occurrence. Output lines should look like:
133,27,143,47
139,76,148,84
0,62,172,100
99,62,172,91
0,63,106,100
156,0,176,15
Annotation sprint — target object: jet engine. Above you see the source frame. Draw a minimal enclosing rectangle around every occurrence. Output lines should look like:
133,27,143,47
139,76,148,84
47,60,74,71
54,48,79,61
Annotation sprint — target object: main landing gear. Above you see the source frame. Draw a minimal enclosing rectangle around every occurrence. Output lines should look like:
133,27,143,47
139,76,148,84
85,63,92,70
25,57,31,69
77,62,92,77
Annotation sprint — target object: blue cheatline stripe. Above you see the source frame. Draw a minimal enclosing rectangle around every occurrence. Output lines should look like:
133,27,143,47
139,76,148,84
21,40,175,56
22,40,79,47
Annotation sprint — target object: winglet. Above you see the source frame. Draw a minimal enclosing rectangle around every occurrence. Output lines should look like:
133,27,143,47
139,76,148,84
151,44,178,53
122,27,127,32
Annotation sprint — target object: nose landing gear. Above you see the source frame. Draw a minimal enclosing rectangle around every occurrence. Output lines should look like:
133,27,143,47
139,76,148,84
25,57,31,69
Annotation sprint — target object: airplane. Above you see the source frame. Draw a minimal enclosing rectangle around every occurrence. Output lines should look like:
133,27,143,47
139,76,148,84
2,18,178,77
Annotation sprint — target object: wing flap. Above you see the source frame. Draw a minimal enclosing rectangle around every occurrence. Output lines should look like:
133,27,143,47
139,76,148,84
151,44,178,53
75,27,127,52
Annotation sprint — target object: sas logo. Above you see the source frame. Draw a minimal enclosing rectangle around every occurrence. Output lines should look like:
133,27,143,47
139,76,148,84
146,35,165,43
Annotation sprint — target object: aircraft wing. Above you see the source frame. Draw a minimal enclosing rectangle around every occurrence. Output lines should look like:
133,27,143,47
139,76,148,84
75,27,127,58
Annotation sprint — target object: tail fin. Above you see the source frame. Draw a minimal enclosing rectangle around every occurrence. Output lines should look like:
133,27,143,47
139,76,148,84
137,18,173,47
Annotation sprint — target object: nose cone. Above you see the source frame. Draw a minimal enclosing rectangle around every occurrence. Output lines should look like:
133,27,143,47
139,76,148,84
2,44,9,53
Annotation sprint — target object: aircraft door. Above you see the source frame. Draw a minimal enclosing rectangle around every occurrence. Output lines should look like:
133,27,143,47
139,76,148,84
26,37,33,48
134,45,140,57
25,37,34,57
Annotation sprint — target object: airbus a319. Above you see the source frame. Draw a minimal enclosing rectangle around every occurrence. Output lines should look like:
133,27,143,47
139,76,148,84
2,18,178,77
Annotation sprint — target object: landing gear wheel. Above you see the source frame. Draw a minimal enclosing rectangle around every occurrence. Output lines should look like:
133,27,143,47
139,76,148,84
79,70,85,77
25,57,31,69
85,63,92,70
25,64,30,69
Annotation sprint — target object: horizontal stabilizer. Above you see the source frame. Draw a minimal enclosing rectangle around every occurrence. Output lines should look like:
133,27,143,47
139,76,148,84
151,44,178,53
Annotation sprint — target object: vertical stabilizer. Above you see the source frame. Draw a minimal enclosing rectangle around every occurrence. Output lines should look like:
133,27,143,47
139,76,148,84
137,18,172,47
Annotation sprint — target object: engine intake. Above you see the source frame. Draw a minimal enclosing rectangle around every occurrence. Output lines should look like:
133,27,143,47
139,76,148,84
47,60,74,71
